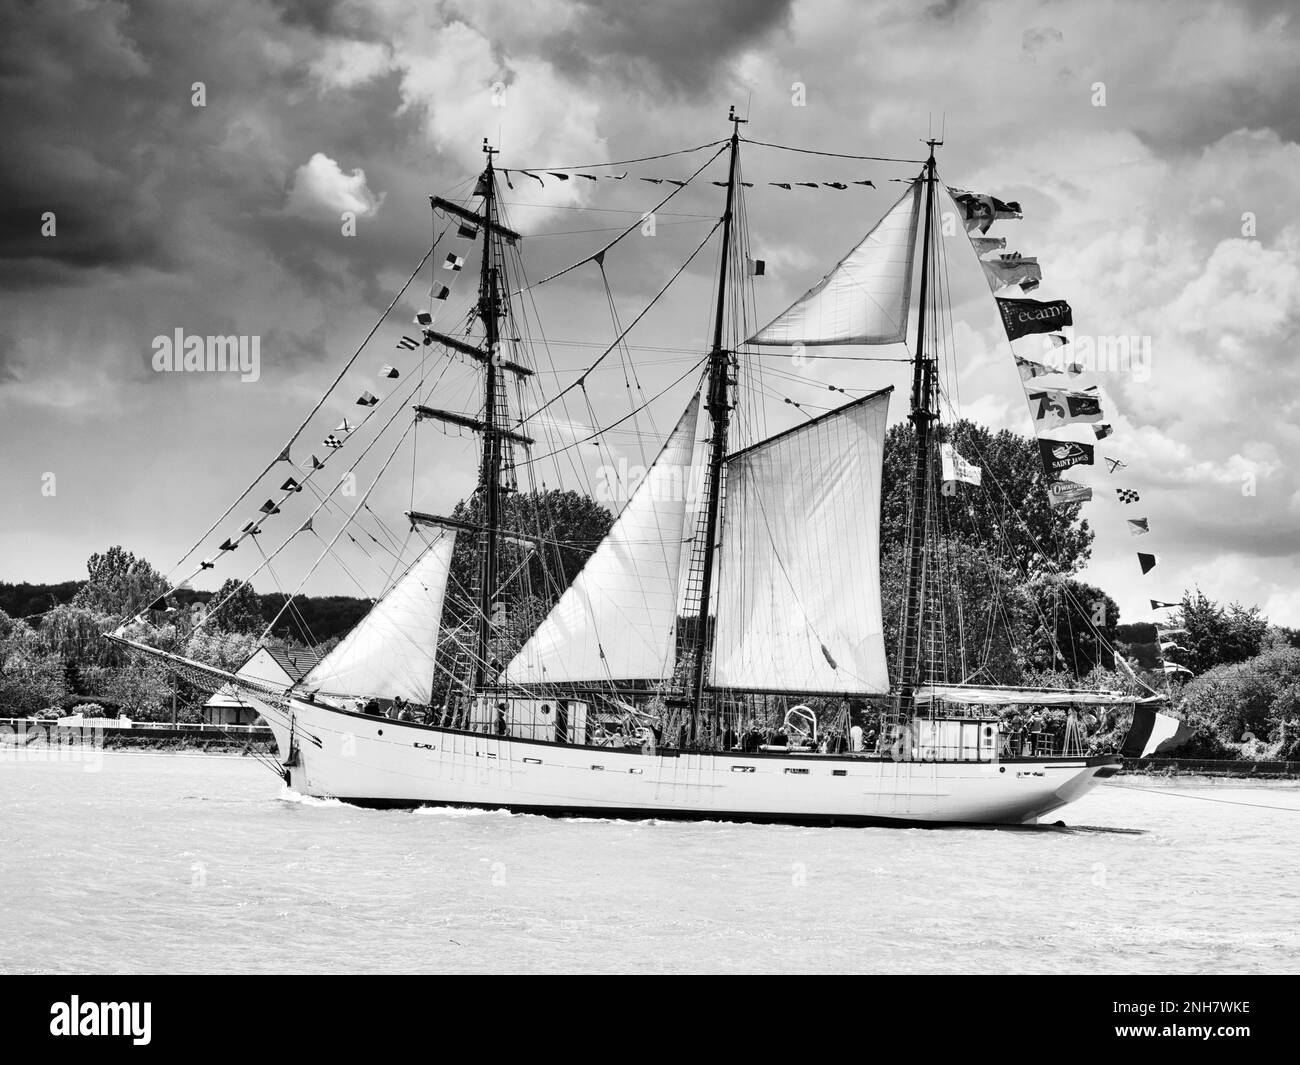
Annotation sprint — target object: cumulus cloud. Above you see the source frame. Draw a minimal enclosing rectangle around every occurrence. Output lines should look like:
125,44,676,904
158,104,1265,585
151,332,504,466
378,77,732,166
0,0,1296,625
285,152,384,216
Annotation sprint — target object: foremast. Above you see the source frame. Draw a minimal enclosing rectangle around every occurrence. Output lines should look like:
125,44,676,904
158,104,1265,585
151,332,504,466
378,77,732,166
894,139,942,729
473,140,504,691
688,107,745,741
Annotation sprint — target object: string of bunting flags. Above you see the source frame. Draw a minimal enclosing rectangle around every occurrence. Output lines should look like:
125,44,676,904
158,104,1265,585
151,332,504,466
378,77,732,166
139,206,491,622
497,169,876,192
950,182,1186,681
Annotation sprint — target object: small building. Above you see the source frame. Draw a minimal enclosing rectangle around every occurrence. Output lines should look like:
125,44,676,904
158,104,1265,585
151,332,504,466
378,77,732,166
204,646,319,726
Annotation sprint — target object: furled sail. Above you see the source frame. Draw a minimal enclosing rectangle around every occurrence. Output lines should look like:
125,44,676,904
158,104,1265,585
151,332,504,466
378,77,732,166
504,394,702,685
747,183,921,346
710,387,892,694
299,530,456,703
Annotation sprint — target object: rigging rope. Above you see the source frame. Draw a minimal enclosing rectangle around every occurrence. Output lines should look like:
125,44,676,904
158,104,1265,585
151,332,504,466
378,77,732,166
739,136,926,165
164,238,444,580
1102,781,1300,813
523,143,728,290
517,221,721,429
504,139,728,171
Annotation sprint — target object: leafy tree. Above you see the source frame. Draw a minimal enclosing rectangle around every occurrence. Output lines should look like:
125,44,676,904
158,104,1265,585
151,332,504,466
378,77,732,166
881,420,1094,577
1167,589,1269,674
0,581,82,622
71,546,167,617
1023,575,1120,677
0,610,68,715
445,489,614,622
1178,647,1300,753
38,603,122,670
879,542,1038,686
207,579,265,635
105,656,173,721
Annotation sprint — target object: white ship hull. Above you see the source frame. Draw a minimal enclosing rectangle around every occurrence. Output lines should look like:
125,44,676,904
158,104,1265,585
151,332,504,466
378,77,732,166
261,698,1119,826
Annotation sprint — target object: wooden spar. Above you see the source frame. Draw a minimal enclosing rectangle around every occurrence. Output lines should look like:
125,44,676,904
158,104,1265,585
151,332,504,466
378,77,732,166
689,106,745,740
412,405,534,446
896,139,941,725
429,196,521,244
421,330,533,377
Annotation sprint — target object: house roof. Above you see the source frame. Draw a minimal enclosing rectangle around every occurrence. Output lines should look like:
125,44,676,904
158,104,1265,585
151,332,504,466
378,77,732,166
261,645,320,681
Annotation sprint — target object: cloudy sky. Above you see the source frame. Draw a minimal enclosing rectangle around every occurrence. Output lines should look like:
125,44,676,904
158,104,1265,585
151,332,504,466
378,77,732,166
3,0,1298,629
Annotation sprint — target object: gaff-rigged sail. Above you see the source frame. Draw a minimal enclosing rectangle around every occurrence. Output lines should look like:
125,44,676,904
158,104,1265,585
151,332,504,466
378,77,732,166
504,394,702,685
299,530,456,703
746,182,921,346
709,387,892,694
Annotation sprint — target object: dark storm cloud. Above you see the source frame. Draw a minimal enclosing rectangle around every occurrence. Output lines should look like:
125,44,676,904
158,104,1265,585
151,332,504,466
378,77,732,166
517,0,795,94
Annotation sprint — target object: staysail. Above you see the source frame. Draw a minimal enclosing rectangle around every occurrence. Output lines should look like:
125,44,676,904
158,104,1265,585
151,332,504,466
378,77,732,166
709,387,892,694
299,529,456,702
504,394,702,685
747,182,921,346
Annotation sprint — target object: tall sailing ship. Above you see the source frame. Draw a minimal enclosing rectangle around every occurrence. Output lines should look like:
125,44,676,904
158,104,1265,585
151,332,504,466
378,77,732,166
114,110,1162,826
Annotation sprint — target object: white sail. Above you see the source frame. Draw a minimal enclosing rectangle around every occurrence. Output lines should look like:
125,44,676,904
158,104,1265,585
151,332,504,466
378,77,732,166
710,388,892,694
747,183,921,346
300,530,456,703
504,394,701,684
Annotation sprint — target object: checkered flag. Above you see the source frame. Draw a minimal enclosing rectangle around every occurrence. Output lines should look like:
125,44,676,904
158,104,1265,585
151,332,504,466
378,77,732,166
323,434,344,449
1117,488,1140,504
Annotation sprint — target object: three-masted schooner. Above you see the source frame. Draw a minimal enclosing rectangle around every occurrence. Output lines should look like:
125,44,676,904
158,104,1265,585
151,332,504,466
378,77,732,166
114,109,1144,826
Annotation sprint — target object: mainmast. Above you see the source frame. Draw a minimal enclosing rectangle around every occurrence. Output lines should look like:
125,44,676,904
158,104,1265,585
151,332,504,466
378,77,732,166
688,106,745,739
473,139,503,690
895,139,941,725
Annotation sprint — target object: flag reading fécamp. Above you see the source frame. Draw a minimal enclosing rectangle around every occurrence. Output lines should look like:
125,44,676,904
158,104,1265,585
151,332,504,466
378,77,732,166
949,188,1023,234
1046,479,1092,507
981,254,1042,292
940,443,982,486
997,297,1073,341
1027,388,1104,429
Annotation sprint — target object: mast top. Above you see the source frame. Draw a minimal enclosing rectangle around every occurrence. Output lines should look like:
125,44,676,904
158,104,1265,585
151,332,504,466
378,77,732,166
727,104,747,132
482,137,497,161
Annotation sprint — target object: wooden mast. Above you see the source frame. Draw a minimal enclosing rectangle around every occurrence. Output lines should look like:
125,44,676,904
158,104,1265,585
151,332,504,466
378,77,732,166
895,139,941,728
688,106,745,742
473,138,503,691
